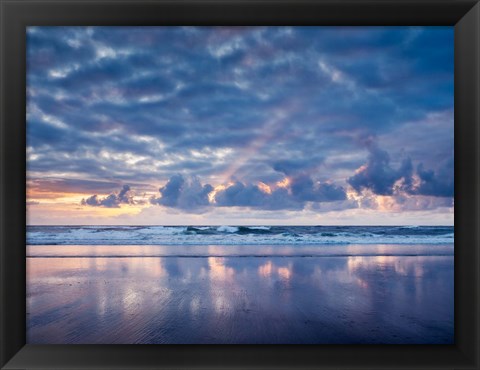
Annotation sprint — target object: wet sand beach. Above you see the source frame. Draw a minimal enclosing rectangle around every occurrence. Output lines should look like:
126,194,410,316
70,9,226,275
27,245,454,344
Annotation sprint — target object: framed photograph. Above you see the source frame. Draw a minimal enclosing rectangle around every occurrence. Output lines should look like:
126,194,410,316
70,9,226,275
1,0,479,369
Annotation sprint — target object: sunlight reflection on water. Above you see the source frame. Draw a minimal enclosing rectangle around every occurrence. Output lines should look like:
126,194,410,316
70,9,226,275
27,251,453,344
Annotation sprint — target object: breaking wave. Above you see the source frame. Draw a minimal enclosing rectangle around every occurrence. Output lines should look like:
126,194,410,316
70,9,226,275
27,225,454,246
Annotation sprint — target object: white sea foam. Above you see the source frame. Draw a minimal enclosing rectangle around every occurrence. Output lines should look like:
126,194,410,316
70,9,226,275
216,226,239,233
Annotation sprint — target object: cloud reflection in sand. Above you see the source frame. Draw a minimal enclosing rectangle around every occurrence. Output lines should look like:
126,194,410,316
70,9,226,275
27,253,453,344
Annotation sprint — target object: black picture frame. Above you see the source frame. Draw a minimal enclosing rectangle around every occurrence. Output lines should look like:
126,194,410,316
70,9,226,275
1,0,479,369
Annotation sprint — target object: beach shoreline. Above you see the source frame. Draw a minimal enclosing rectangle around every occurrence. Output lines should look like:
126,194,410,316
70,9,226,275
27,250,454,344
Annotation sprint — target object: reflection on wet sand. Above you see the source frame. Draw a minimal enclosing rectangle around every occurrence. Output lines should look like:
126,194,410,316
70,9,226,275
27,254,453,344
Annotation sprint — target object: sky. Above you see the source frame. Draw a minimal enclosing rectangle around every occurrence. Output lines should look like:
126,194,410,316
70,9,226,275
26,26,454,225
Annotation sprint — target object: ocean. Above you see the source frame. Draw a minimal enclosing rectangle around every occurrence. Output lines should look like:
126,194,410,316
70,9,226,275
26,225,454,344
27,225,454,246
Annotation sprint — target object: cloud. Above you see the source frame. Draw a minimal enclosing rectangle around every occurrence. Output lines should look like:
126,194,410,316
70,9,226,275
272,158,324,177
393,193,453,211
150,175,213,211
348,142,453,198
289,174,347,202
347,142,412,196
354,190,453,212
28,178,124,194
81,185,134,208
26,27,454,221
149,172,348,212
411,162,454,197
214,181,301,210
27,27,453,189
273,159,347,203
213,178,347,210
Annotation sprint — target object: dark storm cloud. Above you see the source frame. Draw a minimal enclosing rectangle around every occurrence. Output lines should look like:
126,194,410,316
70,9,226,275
272,159,347,203
150,172,347,211
81,185,134,208
289,175,347,202
27,26,454,213
412,163,454,197
347,142,411,196
348,141,453,198
214,181,302,210
151,175,213,211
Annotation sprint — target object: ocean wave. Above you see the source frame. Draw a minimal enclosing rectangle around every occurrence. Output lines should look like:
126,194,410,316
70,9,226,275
27,226,454,245
27,225,455,246
216,226,239,233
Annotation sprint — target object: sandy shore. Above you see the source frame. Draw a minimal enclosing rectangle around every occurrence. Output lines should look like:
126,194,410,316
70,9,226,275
27,252,454,344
